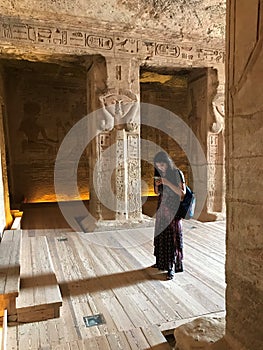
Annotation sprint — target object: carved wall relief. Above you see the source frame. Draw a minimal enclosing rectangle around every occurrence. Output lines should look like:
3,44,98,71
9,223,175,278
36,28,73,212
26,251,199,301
207,68,222,132
115,134,126,219
88,55,141,222
127,134,141,217
0,18,225,66
4,61,87,204
95,129,141,220
207,69,225,214
211,101,224,134
99,89,139,132
96,132,116,219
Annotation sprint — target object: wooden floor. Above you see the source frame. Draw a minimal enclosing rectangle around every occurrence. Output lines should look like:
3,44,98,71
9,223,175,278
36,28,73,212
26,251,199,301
7,219,226,349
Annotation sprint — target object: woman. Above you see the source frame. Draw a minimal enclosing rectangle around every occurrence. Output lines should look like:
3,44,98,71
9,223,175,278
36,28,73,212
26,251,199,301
153,151,186,279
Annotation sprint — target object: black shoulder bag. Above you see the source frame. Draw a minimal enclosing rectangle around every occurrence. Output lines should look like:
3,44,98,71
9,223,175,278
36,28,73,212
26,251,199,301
176,170,196,219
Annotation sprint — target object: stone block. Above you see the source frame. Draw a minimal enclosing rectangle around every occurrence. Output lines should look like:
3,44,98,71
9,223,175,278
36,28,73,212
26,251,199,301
174,317,225,350
231,157,263,204
226,277,263,350
227,202,263,250
232,112,263,158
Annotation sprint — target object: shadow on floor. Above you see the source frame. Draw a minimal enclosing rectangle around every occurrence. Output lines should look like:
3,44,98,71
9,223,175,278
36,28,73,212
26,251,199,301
19,265,169,298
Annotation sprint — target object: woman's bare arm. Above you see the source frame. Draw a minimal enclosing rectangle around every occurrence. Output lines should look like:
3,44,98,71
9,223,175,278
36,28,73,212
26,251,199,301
158,178,186,199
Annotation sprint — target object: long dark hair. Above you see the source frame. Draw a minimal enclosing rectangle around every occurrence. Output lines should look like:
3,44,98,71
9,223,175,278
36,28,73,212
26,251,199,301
153,151,176,181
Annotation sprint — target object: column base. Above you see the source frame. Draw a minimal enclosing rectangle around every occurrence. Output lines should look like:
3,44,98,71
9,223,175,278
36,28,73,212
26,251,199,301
197,211,226,222
79,214,154,232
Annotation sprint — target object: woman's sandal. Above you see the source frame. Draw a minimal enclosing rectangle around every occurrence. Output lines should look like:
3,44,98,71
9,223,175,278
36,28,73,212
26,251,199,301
175,262,183,273
167,268,174,280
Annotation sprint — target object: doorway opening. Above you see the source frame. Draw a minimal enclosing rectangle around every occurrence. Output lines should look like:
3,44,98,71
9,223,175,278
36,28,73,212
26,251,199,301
140,66,209,217
1,57,94,229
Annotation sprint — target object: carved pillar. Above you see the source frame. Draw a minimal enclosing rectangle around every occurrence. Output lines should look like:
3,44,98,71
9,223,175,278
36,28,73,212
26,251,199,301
207,68,225,217
225,1,263,348
87,56,141,224
188,68,225,221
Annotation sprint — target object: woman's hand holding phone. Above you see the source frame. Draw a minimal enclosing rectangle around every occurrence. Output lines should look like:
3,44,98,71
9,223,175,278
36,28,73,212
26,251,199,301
154,176,162,186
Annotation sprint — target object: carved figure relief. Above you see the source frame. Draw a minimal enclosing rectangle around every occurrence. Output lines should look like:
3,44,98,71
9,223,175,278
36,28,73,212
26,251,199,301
19,101,57,155
99,90,139,132
207,69,224,134
211,101,224,134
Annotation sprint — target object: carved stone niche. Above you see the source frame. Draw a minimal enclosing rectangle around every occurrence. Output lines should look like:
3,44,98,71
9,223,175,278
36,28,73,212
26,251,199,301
99,89,139,132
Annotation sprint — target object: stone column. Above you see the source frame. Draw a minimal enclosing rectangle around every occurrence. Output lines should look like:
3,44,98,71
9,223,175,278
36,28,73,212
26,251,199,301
225,1,263,349
188,68,225,221
87,56,141,226
207,67,225,218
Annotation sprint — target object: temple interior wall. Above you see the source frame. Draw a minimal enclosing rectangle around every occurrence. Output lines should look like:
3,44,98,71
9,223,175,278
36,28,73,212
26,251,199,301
0,2,262,350
0,67,12,232
0,1,226,224
1,59,88,206
1,58,222,216
225,0,263,349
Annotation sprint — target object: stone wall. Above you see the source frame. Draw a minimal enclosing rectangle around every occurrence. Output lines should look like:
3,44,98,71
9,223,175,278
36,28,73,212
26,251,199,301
3,59,87,205
0,151,6,233
225,0,263,349
0,0,225,42
0,67,12,233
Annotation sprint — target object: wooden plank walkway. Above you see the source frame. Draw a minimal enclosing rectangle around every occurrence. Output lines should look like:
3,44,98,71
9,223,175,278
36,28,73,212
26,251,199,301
6,219,226,349
0,230,21,320
16,236,62,323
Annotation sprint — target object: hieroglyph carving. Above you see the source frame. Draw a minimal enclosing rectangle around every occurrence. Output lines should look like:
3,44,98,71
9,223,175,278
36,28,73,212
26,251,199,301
99,90,139,132
96,131,141,219
127,134,141,217
0,20,225,63
115,136,126,218
96,132,118,217
208,135,219,204
208,134,219,163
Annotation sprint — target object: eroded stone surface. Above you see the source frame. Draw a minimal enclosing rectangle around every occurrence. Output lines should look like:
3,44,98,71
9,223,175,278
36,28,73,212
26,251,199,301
0,0,226,41
174,317,225,350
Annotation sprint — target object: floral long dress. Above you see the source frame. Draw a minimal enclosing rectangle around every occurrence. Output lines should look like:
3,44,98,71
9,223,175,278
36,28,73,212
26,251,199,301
154,170,183,272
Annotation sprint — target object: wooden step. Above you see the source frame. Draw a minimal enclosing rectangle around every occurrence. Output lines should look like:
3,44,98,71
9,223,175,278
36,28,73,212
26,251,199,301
16,236,62,323
0,230,22,320
0,309,7,350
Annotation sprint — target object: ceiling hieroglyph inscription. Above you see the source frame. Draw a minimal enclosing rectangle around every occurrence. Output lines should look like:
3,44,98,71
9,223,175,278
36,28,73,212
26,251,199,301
0,19,225,64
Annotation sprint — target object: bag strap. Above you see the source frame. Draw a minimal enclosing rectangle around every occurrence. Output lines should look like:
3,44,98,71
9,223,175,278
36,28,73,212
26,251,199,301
177,169,185,184
177,169,194,195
